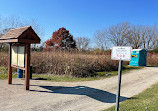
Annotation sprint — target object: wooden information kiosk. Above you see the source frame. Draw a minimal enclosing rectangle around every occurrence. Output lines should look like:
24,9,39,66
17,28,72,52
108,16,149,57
0,26,40,90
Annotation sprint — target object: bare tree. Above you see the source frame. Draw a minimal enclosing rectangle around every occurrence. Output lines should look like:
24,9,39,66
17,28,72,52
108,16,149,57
29,19,45,49
94,29,109,50
0,16,44,51
0,16,2,35
151,25,158,49
1,16,44,37
94,22,158,50
126,25,143,49
93,22,131,50
126,24,158,49
106,22,131,46
75,37,90,51
29,19,44,39
141,25,158,49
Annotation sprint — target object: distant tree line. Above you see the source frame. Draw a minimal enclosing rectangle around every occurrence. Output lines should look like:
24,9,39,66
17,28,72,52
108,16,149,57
1,16,158,52
94,22,158,50
46,22,158,51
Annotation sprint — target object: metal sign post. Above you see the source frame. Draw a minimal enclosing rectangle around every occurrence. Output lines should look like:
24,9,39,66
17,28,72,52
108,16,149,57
115,60,122,111
111,46,132,111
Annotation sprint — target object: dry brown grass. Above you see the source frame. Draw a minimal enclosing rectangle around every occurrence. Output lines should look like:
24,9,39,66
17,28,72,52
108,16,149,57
1,51,157,77
0,51,119,77
147,53,158,66
31,51,118,77
0,52,8,67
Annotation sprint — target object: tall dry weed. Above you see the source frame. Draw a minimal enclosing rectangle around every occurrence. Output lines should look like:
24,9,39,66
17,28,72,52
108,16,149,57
31,51,118,77
0,51,119,77
147,53,158,66
0,52,8,66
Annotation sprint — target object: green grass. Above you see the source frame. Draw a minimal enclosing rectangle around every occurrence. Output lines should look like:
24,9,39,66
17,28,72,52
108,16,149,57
95,65,142,77
32,74,100,82
0,67,17,80
104,82,158,111
0,65,143,82
32,65,143,82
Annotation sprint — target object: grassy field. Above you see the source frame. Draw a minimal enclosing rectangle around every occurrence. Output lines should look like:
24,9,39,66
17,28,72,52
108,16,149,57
104,82,158,111
0,66,142,82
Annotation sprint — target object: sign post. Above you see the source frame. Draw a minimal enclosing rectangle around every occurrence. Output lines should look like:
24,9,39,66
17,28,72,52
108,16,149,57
111,46,132,111
115,60,122,111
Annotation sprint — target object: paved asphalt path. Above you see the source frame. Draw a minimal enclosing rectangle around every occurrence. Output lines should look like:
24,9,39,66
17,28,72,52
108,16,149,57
0,67,158,111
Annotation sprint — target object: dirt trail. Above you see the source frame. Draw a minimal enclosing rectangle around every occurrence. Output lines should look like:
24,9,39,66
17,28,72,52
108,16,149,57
0,67,158,111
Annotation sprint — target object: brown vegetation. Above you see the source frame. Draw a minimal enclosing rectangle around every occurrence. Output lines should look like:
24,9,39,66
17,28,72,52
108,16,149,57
0,51,118,77
147,53,158,66
0,51,156,77
31,51,118,77
0,52,8,66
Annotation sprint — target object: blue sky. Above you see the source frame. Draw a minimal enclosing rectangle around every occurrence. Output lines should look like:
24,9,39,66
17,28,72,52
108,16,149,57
0,0,158,42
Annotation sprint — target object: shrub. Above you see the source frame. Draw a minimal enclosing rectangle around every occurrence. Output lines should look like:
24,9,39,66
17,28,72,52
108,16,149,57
0,51,119,77
147,52,158,66
0,52,8,67
31,51,119,77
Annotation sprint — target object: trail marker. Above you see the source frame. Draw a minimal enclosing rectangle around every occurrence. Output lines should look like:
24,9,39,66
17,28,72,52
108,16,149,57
111,46,131,61
111,46,132,111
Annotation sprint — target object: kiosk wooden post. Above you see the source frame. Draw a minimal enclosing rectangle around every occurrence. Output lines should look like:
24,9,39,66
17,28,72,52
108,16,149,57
0,26,40,90
8,43,12,84
25,44,30,90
